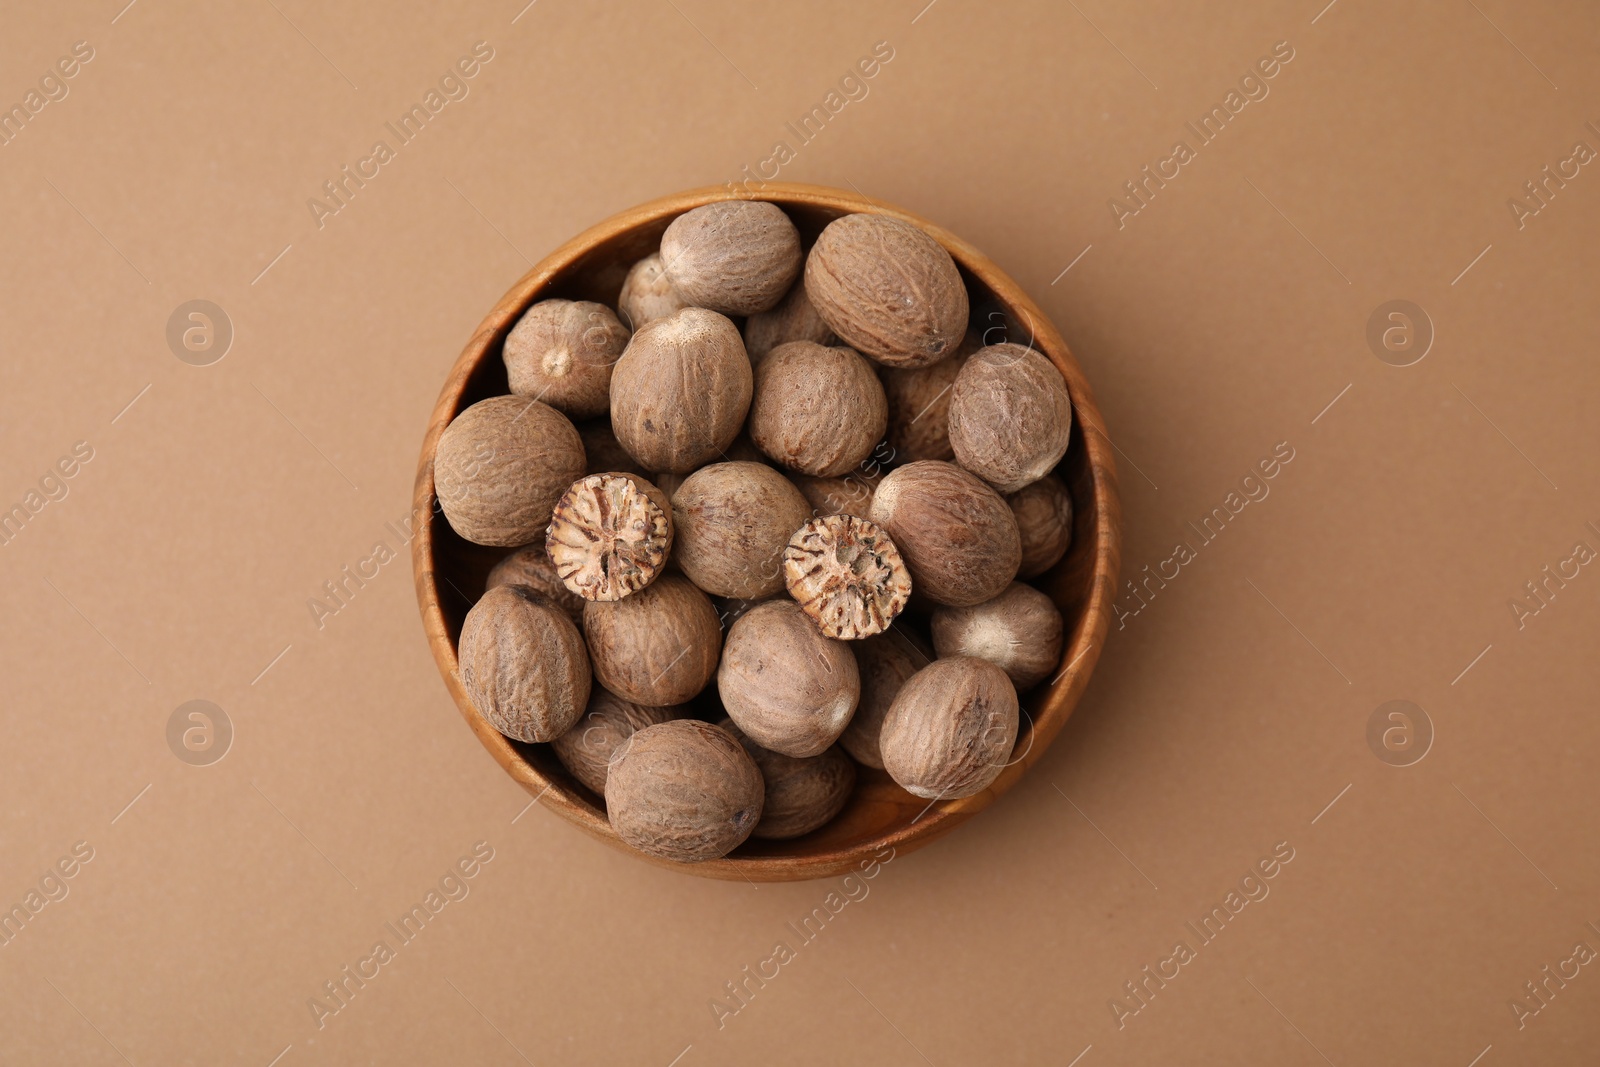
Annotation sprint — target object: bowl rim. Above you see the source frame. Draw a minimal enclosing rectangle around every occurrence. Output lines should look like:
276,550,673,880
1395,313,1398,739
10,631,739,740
412,181,1122,881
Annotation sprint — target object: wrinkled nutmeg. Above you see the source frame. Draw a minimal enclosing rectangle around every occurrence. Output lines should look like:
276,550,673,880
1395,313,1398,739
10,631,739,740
660,201,802,315
458,585,591,743
485,538,586,625
718,600,860,758
748,341,888,477
879,656,1018,800
617,252,688,330
578,418,644,476
880,339,973,463
546,473,673,601
783,514,910,640
947,343,1073,493
583,573,722,706
868,460,1020,606
551,688,685,796
605,719,764,862
792,471,878,519
672,462,811,599
840,629,931,769
436,395,586,547
804,213,969,368
502,299,630,419
610,307,752,473
1007,474,1074,579
719,718,855,840
744,280,835,361
931,582,1065,690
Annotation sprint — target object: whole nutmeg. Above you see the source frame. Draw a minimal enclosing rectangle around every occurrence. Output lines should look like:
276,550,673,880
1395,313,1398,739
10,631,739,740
748,341,888,477
435,395,586,547
660,201,802,315
551,688,686,796
719,719,855,839
792,471,878,519
840,628,931,769
617,252,688,330
868,460,1021,606
605,719,764,862
458,584,591,743
485,538,586,625
804,213,969,368
881,343,971,463
880,657,1018,800
672,462,811,599
546,473,673,601
1007,474,1074,579
502,299,630,419
947,343,1073,493
744,280,835,361
783,514,911,639
577,419,644,476
610,307,752,474
718,599,861,758
583,573,722,706
931,582,1065,690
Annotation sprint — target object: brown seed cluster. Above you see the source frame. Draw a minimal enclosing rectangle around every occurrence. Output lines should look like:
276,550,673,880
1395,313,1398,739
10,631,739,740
439,200,1079,862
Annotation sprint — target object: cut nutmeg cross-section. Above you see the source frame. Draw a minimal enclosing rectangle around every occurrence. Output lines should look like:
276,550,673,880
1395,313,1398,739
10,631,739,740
783,514,911,639
546,472,673,602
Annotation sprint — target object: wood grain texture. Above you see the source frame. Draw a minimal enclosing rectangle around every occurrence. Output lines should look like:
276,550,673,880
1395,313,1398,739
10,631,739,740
411,183,1122,882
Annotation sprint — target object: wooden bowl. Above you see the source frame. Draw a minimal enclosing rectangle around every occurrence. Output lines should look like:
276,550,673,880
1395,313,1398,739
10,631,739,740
412,183,1121,881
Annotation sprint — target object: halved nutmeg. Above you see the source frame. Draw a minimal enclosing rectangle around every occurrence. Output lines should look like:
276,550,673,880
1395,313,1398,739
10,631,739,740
782,514,910,640
546,472,673,602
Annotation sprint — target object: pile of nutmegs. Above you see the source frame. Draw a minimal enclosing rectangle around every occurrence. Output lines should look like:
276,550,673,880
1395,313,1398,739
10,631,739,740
437,201,1075,863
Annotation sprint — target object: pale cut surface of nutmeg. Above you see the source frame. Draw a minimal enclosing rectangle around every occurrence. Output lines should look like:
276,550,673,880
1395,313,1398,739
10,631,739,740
783,515,910,640
502,299,630,419
947,343,1073,493
458,585,591,743
792,471,878,519
485,538,586,625
804,213,969,368
840,628,931,769
748,341,888,477
605,719,764,862
880,656,1018,800
435,395,587,547
609,307,752,474
744,279,835,361
660,201,802,315
672,462,811,599
1007,474,1074,579
617,252,688,330
881,343,972,463
717,600,861,758
551,688,685,796
931,582,1065,691
582,573,722,706
719,719,855,840
546,473,673,602
577,418,645,476
868,460,1021,607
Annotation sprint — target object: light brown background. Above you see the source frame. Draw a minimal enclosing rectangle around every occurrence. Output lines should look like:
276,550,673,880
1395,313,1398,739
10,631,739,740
3,1,1597,1064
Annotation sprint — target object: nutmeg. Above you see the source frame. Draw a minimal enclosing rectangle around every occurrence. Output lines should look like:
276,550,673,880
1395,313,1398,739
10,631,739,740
485,538,586,625
671,462,810,599
502,299,630,419
791,471,878,519
435,395,586,547
551,688,685,796
783,515,910,640
804,213,969,368
617,252,688,330
717,600,860,758
546,473,673,601
458,584,591,743
577,418,644,476
947,343,1073,493
839,628,931,769
609,307,752,474
660,201,802,315
605,719,763,862
748,341,888,477
868,460,1021,606
880,340,972,463
931,582,1064,690
583,573,722,706
1007,474,1074,579
744,279,835,361
879,657,1018,800
719,719,855,839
